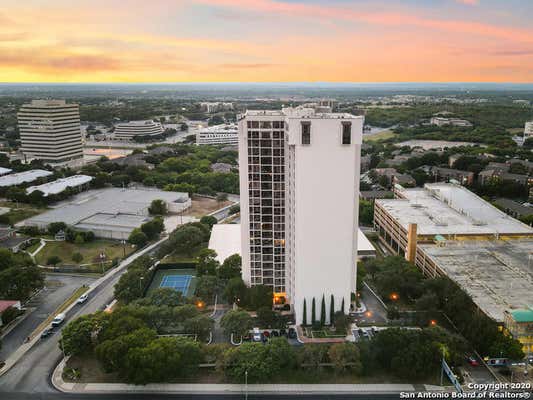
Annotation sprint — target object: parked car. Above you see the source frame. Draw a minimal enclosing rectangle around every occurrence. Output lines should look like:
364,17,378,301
77,293,89,304
279,329,287,337
40,327,53,339
51,313,66,327
263,330,270,338
288,327,297,339
271,330,279,337
252,328,262,342
466,356,479,367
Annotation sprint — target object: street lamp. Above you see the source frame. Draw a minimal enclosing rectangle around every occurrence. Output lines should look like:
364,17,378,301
245,370,248,400
139,276,144,291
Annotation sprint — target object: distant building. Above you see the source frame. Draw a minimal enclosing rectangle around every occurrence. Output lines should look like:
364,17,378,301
196,124,238,146
431,167,474,185
392,173,416,187
360,154,372,172
479,169,532,186
504,309,533,356
113,120,164,140
18,100,83,162
200,102,233,113
0,169,53,188
494,198,533,220
110,153,154,169
524,122,533,138
210,162,233,173
26,175,93,196
0,225,30,253
360,190,394,201
430,117,473,128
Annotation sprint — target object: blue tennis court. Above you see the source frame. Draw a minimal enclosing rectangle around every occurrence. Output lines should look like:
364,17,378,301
160,275,192,294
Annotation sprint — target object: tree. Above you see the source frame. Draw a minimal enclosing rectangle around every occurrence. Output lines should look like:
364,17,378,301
140,218,164,240
311,297,316,325
220,310,253,338
144,288,184,307
320,295,326,326
333,311,350,334
341,298,345,314
0,263,44,301
1,306,21,325
196,248,219,276
228,204,240,215
60,314,103,356
182,315,214,341
72,252,83,263
47,255,62,267
148,199,168,216
199,215,217,229
195,275,218,303
170,225,204,256
125,337,202,384
359,200,374,225
48,222,67,236
329,295,335,326
128,228,148,247
246,285,273,310
299,343,329,369
328,343,362,373
302,299,307,326
224,277,247,306
218,254,241,280
220,338,294,383
256,307,276,328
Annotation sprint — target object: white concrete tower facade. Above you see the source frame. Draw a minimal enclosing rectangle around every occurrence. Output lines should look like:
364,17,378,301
18,100,83,163
238,106,363,325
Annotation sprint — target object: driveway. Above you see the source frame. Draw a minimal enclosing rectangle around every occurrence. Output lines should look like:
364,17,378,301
0,274,96,363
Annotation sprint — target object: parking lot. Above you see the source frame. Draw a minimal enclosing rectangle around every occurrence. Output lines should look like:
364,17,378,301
0,273,96,362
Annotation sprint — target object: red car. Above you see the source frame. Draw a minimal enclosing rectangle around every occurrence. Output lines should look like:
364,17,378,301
466,356,479,366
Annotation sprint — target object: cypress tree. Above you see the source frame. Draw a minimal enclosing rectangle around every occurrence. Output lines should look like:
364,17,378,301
302,298,307,326
311,297,316,325
330,294,335,325
320,295,326,326
341,297,345,313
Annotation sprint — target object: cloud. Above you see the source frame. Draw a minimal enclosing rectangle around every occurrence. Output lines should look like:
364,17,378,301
455,0,479,5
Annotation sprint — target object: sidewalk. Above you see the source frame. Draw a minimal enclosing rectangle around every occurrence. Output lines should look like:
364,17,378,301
52,357,452,395
52,357,426,394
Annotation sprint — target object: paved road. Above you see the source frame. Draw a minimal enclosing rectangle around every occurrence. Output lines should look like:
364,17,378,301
0,239,166,394
0,274,96,362
2,393,402,400
354,283,388,325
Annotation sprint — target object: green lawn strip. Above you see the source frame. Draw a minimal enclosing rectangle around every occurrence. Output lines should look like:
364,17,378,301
35,240,132,266
363,130,395,142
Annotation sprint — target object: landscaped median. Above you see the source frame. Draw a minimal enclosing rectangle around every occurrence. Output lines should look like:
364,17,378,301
52,357,441,395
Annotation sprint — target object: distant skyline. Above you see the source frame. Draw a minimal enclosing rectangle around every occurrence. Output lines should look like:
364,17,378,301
1,0,533,83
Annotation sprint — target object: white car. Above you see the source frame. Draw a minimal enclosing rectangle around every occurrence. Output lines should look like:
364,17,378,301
51,313,66,327
77,293,89,304
252,327,262,342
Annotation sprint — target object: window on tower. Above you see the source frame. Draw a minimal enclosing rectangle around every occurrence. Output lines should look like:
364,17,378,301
301,122,311,145
342,122,352,145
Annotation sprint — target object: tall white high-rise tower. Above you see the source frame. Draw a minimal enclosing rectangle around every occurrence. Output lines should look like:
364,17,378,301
238,105,363,325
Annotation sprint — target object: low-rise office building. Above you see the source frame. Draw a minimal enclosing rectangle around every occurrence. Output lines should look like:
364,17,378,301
196,124,238,146
113,120,164,140
504,309,533,356
19,187,191,239
26,175,93,196
430,117,473,127
0,169,53,187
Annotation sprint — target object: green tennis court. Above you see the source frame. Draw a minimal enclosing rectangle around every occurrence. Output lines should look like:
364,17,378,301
147,268,197,298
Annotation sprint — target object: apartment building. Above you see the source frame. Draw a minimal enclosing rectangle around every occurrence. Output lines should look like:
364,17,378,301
18,100,83,162
238,106,363,325
525,121,533,138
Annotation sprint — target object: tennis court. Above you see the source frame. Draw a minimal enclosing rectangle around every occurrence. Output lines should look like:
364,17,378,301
160,275,192,294
147,268,197,298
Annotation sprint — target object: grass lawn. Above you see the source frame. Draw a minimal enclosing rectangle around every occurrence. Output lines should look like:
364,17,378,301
35,239,133,266
363,130,395,142
0,202,48,224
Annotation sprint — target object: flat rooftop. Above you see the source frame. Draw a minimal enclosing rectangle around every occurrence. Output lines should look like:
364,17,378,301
26,175,93,196
243,107,360,120
377,183,533,236
0,169,53,187
21,187,189,227
419,239,533,322
209,224,374,263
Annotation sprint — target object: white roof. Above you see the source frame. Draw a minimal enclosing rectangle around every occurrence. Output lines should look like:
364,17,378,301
208,224,241,263
0,167,12,176
208,224,374,263
377,183,533,236
26,175,93,196
0,169,53,187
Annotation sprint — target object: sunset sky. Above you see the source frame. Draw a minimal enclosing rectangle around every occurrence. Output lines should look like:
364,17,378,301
1,0,532,83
